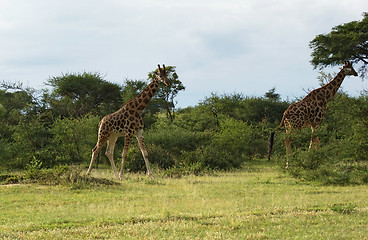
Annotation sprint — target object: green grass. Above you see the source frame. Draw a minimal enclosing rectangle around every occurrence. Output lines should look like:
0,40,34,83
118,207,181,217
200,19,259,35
1,161,368,239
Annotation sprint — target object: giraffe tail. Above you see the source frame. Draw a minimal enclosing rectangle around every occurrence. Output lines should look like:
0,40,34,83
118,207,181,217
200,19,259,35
267,113,286,160
267,131,276,160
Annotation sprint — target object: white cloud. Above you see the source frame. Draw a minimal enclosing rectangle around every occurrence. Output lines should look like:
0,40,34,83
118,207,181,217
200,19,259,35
0,0,366,106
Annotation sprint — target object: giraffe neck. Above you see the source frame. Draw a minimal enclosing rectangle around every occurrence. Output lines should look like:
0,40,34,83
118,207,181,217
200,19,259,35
125,77,161,113
321,69,346,102
304,69,347,107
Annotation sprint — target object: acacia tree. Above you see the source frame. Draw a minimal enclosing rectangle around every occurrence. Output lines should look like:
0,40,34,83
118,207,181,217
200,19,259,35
47,72,123,117
264,88,281,102
309,12,368,78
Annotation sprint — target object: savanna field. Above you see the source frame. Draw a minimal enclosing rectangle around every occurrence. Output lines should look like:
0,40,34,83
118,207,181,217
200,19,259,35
2,74,368,239
1,161,368,240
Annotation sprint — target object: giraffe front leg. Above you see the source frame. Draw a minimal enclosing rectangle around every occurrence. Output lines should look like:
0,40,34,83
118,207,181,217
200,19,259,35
119,148,128,180
314,136,320,149
136,129,153,179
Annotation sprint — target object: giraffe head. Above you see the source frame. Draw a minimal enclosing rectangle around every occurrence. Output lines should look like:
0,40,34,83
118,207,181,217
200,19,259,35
341,61,358,76
156,64,170,86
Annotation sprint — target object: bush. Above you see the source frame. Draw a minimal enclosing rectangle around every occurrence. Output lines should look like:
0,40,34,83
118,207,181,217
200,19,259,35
5,117,54,169
212,117,267,161
147,123,210,155
288,144,368,185
1,162,118,188
0,173,21,184
50,114,99,166
124,117,266,174
124,124,209,172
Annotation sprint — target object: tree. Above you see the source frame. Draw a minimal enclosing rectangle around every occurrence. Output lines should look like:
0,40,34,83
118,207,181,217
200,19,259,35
264,88,280,101
47,72,123,117
309,12,368,78
0,81,42,123
148,66,185,122
120,79,147,104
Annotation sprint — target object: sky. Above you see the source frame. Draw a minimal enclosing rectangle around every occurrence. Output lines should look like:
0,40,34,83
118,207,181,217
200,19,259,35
0,0,366,108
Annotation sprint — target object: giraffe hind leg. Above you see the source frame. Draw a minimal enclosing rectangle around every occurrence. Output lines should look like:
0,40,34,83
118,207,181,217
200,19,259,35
87,141,105,174
309,126,320,150
136,129,153,178
284,138,292,170
309,136,320,150
105,136,120,180
119,135,132,180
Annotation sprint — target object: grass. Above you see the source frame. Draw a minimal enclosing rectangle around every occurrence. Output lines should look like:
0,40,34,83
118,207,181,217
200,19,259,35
1,161,368,239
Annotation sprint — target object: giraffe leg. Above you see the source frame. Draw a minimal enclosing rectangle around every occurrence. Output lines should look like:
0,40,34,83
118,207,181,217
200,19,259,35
87,141,105,174
309,136,320,150
136,129,153,179
284,138,292,170
119,135,132,180
309,136,318,150
314,136,320,149
308,137,313,150
309,126,320,150
105,136,119,180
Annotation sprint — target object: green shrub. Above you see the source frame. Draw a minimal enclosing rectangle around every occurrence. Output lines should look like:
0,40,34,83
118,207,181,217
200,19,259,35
50,114,99,166
124,144,175,172
0,173,21,184
147,124,210,155
1,163,117,188
330,203,357,214
6,118,52,169
124,124,210,172
288,144,368,185
125,117,265,173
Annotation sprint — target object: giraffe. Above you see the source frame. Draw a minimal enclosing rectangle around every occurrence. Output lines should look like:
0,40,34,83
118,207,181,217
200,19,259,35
87,64,170,180
267,61,358,169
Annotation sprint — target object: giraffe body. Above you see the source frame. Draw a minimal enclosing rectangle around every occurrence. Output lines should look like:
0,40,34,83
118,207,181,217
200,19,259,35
267,61,358,168
87,65,169,180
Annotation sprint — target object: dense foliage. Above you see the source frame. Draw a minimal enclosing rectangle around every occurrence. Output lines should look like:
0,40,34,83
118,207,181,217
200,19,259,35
1,69,368,184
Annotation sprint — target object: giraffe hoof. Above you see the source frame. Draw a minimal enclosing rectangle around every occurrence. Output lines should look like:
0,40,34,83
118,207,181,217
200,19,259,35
118,174,123,181
114,174,121,181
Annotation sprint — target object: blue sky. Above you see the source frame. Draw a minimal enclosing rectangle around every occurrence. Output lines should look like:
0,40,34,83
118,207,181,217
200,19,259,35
0,0,366,107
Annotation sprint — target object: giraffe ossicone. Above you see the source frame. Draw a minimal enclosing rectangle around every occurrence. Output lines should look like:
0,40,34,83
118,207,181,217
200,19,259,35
87,64,170,180
267,61,358,168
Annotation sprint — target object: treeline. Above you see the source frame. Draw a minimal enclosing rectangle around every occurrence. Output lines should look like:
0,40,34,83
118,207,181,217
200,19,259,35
1,72,368,184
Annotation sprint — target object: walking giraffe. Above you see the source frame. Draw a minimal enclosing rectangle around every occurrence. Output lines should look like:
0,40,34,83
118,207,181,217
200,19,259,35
267,61,358,169
87,64,170,180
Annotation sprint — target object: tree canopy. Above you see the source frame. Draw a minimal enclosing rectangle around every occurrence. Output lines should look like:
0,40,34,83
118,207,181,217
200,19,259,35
46,72,123,117
309,12,368,78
